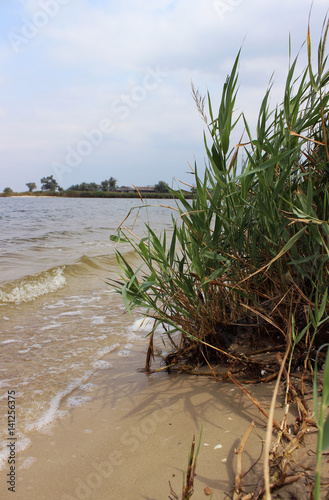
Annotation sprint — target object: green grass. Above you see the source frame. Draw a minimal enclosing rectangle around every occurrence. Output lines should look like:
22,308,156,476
110,16,329,375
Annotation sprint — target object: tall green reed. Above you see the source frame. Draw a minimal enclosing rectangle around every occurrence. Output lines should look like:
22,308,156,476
110,16,329,370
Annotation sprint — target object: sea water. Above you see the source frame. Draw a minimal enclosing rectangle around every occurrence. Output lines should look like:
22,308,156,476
0,197,176,468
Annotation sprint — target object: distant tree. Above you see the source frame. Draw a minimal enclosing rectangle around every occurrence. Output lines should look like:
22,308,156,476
79,182,89,192
154,180,169,193
66,182,99,192
67,184,80,191
3,187,13,195
109,177,117,191
100,180,110,192
26,182,37,192
40,175,59,191
83,182,99,192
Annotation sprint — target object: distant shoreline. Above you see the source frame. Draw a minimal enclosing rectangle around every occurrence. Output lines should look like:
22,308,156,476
5,195,55,198
0,191,191,199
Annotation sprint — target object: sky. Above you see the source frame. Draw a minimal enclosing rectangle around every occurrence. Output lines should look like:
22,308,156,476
0,0,328,191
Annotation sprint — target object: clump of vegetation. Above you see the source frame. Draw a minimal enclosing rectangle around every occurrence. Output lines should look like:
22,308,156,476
169,426,203,500
99,176,117,192
111,16,329,499
154,180,170,193
41,175,61,192
26,182,37,192
111,18,329,380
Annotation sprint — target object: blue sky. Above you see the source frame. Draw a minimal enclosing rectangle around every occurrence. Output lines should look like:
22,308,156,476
0,0,328,191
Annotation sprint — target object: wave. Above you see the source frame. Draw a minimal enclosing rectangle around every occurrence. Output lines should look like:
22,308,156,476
0,268,66,304
64,250,139,275
0,249,139,304
2,229,85,245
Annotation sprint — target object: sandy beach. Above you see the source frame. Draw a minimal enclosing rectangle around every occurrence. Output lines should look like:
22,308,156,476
0,339,322,500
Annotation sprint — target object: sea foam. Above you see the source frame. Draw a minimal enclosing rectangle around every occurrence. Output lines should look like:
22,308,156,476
0,268,66,304
25,372,93,434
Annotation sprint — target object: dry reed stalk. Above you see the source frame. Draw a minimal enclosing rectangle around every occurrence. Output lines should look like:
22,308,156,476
182,435,196,499
241,473,304,500
264,343,290,498
144,330,154,373
276,352,309,419
233,421,255,499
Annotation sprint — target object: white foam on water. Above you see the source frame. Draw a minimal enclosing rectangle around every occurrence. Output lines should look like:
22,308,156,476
91,316,106,325
2,339,22,345
96,344,120,357
130,317,166,338
43,300,66,309
40,322,63,331
126,331,145,342
0,268,66,304
58,310,82,317
132,317,153,332
91,360,112,370
25,372,93,434
79,383,96,392
118,349,130,357
76,296,101,304
0,380,11,390
0,436,31,471
131,317,166,334
69,362,83,369
18,456,36,470
24,336,121,436
66,396,92,408
118,344,133,357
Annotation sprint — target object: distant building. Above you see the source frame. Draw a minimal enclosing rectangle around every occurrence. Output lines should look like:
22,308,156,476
116,186,135,193
137,186,156,193
116,185,156,193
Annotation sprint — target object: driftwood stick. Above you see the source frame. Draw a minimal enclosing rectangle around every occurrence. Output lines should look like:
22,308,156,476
233,421,255,499
276,352,309,417
241,473,304,500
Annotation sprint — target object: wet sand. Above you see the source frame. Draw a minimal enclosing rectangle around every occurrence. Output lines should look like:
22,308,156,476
0,344,320,499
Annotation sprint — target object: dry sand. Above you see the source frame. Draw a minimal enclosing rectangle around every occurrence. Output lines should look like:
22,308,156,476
0,344,321,500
